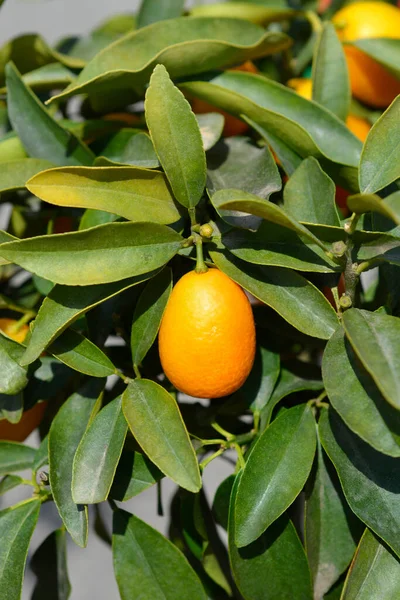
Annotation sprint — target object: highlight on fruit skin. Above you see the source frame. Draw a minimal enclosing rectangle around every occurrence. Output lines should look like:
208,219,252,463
158,268,256,399
0,317,29,344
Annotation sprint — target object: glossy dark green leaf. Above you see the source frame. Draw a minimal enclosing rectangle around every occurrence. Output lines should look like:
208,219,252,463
322,327,400,457
96,130,159,168
319,407,400,560
113,509,207,600
213,474,235,531
145,65,206,209
137,0,185,28
222,221,340,273
122,379,201,493
0,332,28,395
0,474,24,496
48,329,116,378
0,222,182,286
284,157,340,227
0,158,54,192
49,379,104,547
6,63,94,167
210,247,339,340
359,96,400,194
350,38,400,80
196,113,224,151
341,528,400,600
0,500,41,600
72,396,127,504
181,71,362,169
241,345,280,414
312,23,350,121
31,528,71,600
110,450,163,501
305,439,358,598
235,404,316,547
342,309,400,410
49,18,290,107
0,441,36,475
131,268,172,367
348,192,400,226
229,474,313,600
27,166,180,224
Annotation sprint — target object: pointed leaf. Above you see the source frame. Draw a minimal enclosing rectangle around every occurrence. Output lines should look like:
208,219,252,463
322,327,400,457
359,96,400,194
112,509,207,600
347,192,400,226
235,404,316,547
239,345,280,414
122,379,201,493
0,475,25,496
196,113,224,151
350,38,400,80
342,309,400,410
110,450,163,501
0,158,54,192
49,379,104,547
131,268,172,367
0,500,40,600
72,396,127,504
0,441,36,475
0,222,182,286
137,0,185,28
0,332,28,395
31,528,71,600
26,166,181,225
6,62,94,166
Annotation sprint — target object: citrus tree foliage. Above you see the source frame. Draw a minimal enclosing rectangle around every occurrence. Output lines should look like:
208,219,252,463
0,0,400,598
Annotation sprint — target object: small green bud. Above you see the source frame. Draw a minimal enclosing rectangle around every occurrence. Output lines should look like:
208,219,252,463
199,223,213,238
339,294,352,309
332,241,347,257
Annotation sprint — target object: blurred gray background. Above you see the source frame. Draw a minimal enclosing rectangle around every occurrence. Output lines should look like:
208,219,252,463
0,1,230,599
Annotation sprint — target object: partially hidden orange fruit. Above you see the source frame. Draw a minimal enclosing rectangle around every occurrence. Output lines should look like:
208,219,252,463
159,269,256,399
0,318,29,344
332,2,400,107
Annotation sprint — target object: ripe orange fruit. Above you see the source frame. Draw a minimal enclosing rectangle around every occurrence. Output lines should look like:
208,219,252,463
158,269,256,398
191,61,258,137
0,318,29,344
332,2,400,107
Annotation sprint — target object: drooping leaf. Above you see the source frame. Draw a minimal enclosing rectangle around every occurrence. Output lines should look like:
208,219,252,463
237,345,280,414
342,309,400,410
283,157,340,227
210,247,339,340
109,450,163,501
0,222,182,286
355,233,400,266
0,441,36,476
341,528,400,600
26,166,181,224
137,0,185,28
359,96,400,194
319,407,400,560
6,62,94,167
190,2,293,24
350,38,400,80
131,268,172,367
0,332,28,395
0,158,54,193
96,130,159,168
112,509,207,600
16,62,76,93
0,500,41,600
322,327,400,457
312,23,350,122
235,404,316,547
347,192,400,226
49,379,104,547
30,528,71,600
122,379,201,493
0,474,25,496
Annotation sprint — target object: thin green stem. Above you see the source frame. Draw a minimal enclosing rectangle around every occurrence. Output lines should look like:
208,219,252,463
200,448,225,471
133,364,142,379
211,422,233,440
233,443,246,471
194,235,208,274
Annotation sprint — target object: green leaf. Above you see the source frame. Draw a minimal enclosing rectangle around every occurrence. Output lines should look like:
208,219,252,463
0,392,23,424
137,0,185,28
229,474,313,600
145,65,206,209
196,113,224,151
112,509,207,600
0,441,36,475
222,221,340,273
348,192,400,226
122,379,201,493
49,18,290,108
48,329,116,378
239,345,280,413
0,474,25,496
359,96,400,194
26,166,181,225
6,62,94,167
15,62,76,93
190,2,294,24
0,158,54,193
72,396,127,504
30,528,71,600
96,130,159,168
181,71,362,169
312,23,350,122
355,233,400,266
0,133,27,163
0,222,182,286
341,528,400,600
342,309,400,410
235,404,316,547
0,500,41,600
49,379,104,547
350,38,400,80
31,434,48,473
0,332,28,395
319,407,400,560
305,439,359,598
110,450,163,501
283,157,340,227
322,327,400,457
79,209,119,230
131,268,172,367
209,247,339,340
21,272,160,366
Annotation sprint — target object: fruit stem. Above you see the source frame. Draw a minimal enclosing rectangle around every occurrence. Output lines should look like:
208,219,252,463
211,421,233,440
194,235,208,274
9,312,32,335
199,448,224,471
233,443,246,470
